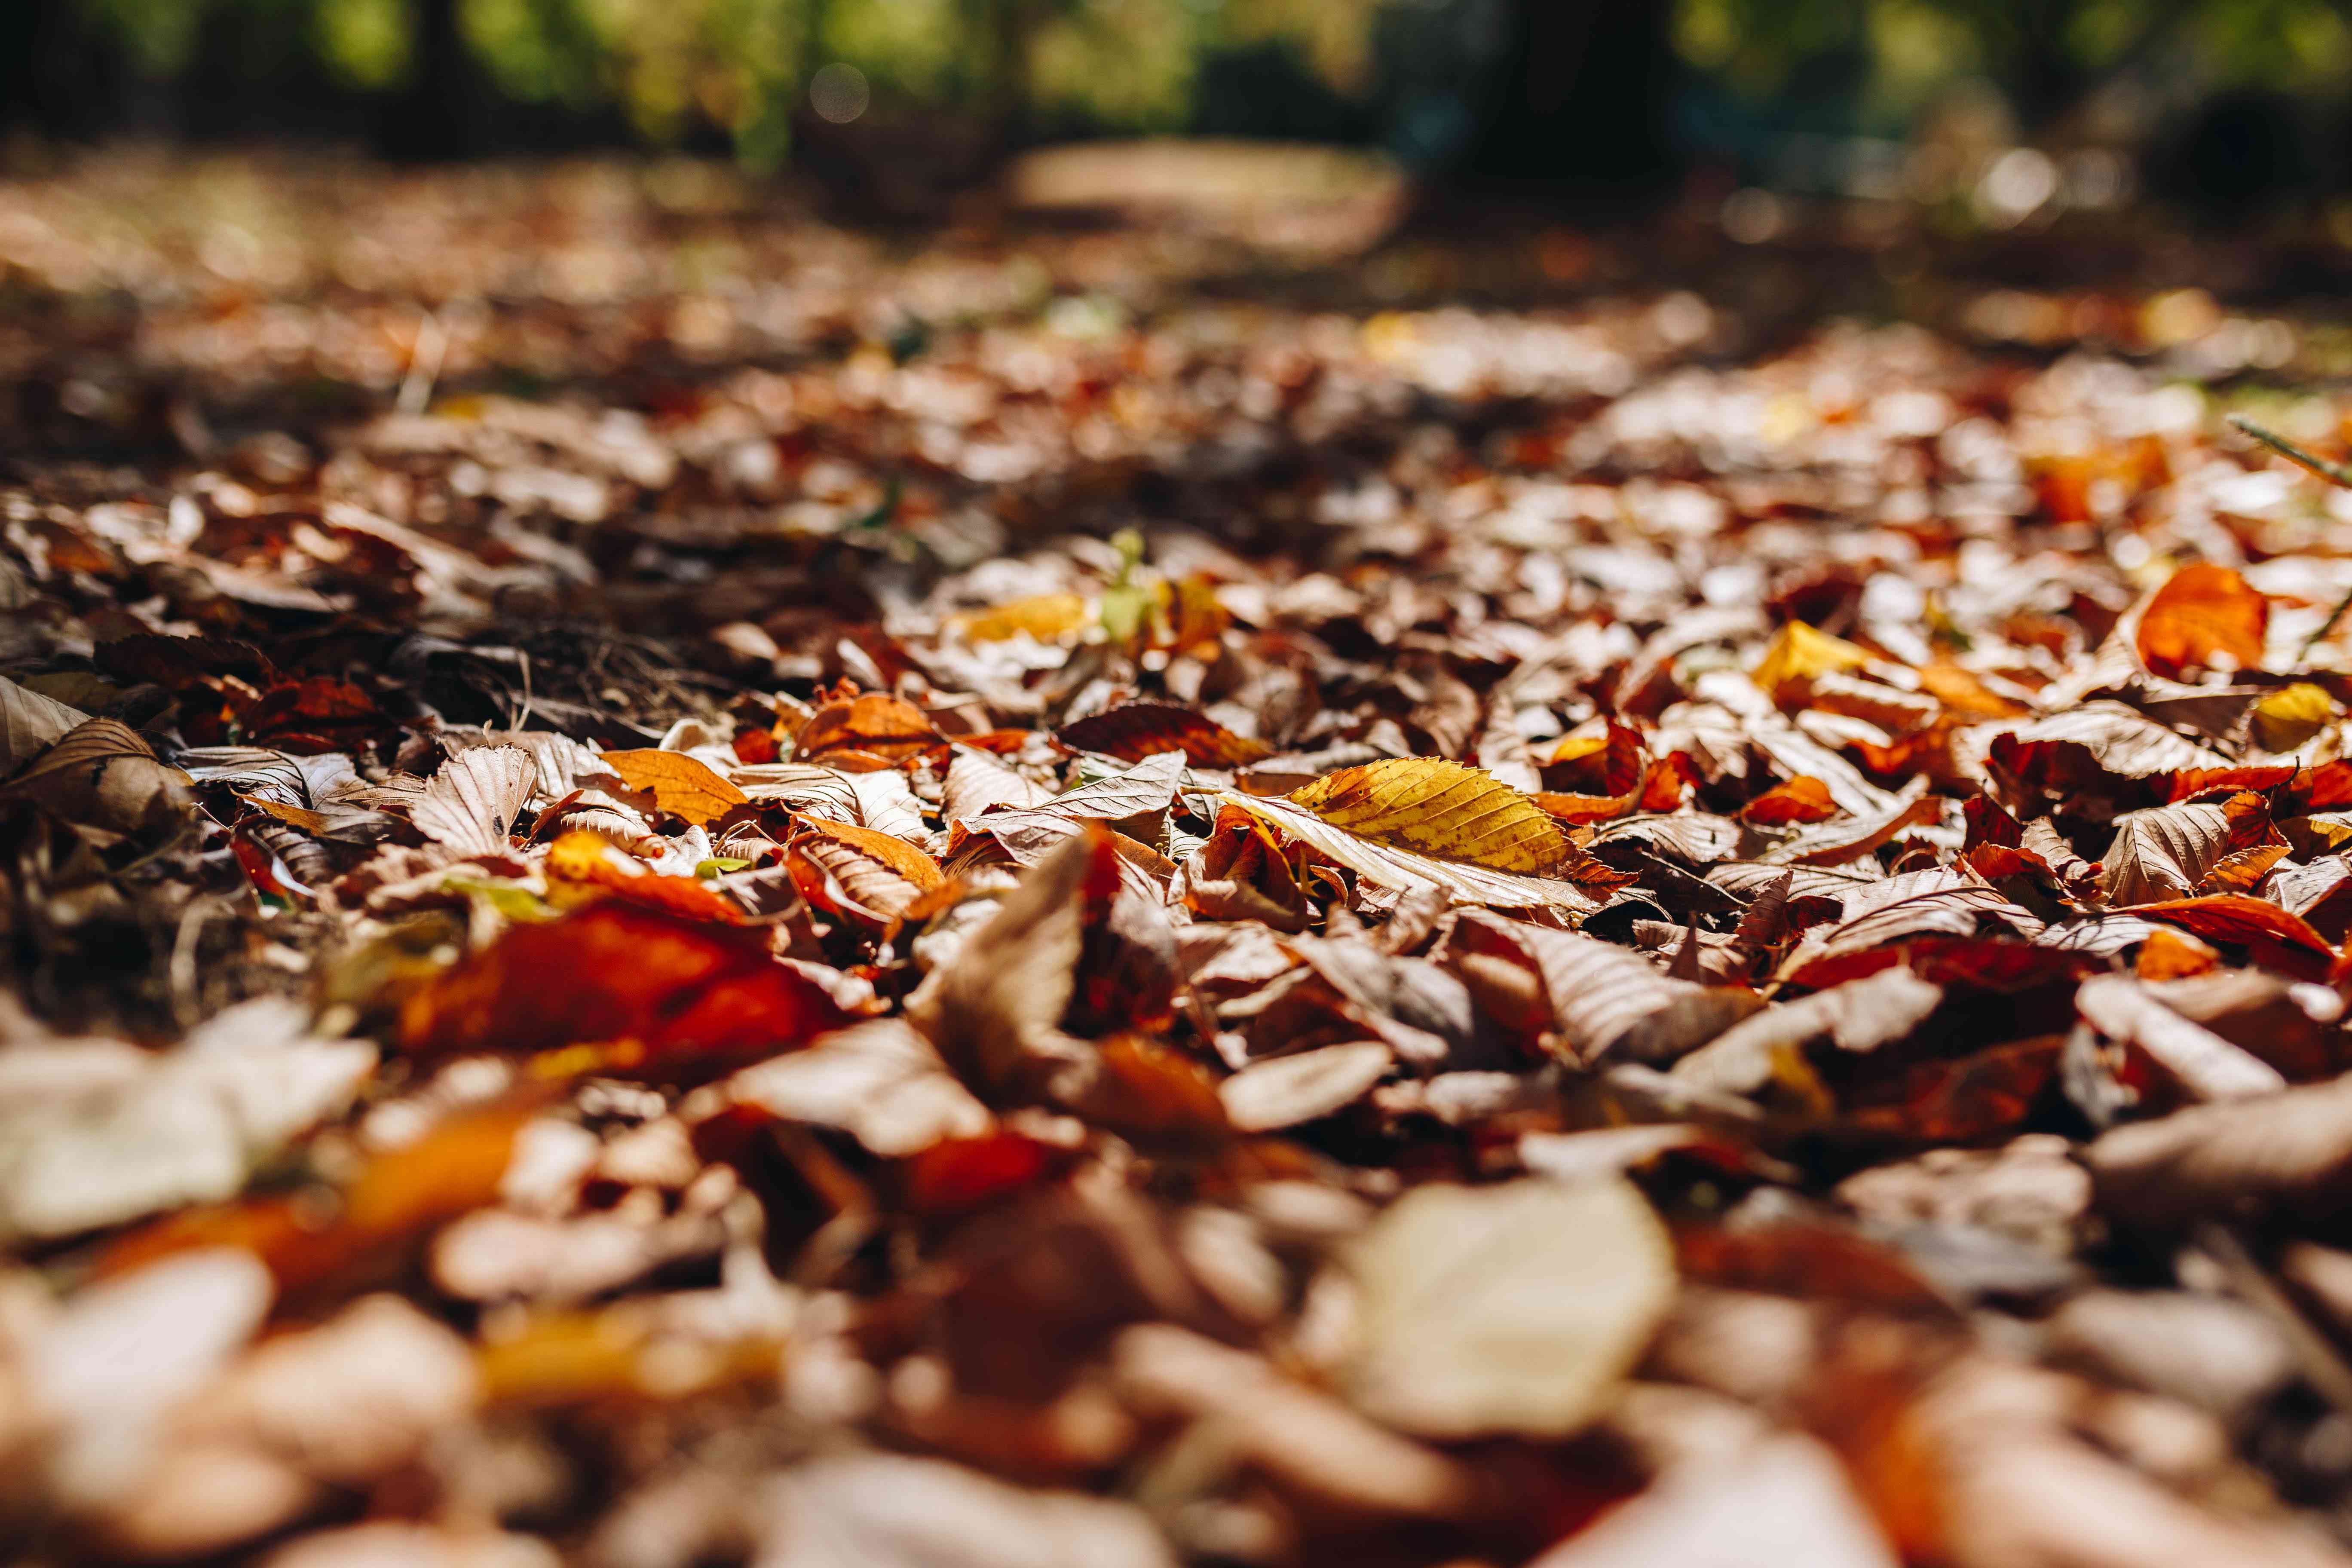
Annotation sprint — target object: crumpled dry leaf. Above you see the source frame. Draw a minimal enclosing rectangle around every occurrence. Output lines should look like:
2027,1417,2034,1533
412,746,536,858
1335,1176,1675,1439
1057,702,1274,767
907,825,1109,1097
1448,909,1763,1064
0,674,92,773
790,816,946,925
2,717,191,842
2075,972,2286,1102
2084,1074,2352,1229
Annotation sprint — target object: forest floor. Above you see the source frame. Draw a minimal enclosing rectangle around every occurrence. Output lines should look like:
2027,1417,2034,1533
14,150,2352,1567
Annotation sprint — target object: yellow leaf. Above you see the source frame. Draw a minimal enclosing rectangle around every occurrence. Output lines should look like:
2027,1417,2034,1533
1750,622,1871,698
1288,759,1577,876
2251,682,2337,753
950,592,1090,644
600,749,749,825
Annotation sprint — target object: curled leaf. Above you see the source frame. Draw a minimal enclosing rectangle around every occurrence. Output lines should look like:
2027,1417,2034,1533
1057,702,1274,767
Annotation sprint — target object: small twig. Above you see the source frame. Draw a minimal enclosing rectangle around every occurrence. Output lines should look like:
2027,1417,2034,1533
397,306,448,416
2228,415,2352,660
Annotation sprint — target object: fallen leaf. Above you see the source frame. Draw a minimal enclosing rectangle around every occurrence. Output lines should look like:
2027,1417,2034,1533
2135,563,2268,679
1290,758,1580,875
1336,1176,1675,1439
724,1018,992,1157
1752,622,1873,700
1221,785,1621,912
1057,701,1274,767
1449,909,1763,1064
412,746,535,857
0,674,92,773
2075,973,2286,1102
1218,1041,1393,1130
951,592,1090,643
398,900,850,1069
2251,682,2337,752
599,748,749,826
794,692,942,763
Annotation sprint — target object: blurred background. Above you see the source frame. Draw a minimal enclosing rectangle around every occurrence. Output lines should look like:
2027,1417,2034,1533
9,0,2352,224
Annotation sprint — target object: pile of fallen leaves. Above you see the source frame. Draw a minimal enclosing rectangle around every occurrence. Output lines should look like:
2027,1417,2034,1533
20,156,2352,1568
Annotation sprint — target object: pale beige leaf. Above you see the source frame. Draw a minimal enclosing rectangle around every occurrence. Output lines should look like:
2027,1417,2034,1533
1219,1041,1393,1130
1337,1177,1675,1439
725,1019,991,1157
411,746,535,857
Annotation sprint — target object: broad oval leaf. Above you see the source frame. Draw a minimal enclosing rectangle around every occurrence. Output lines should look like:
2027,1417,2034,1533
2136,563,2268,680
1337,1177,1675,1439
1289,758,1578,876
600,748,749,826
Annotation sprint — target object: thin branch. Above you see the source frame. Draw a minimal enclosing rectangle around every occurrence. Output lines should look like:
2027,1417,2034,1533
2228,415,2352,660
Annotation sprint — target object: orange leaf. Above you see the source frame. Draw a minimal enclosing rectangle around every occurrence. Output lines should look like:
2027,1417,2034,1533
2135,564,2269,679
796,692,941,763
1742,775,1840,826
796,817,945,890
2130,894,2334,981
1056,702,1274,767
600,748,749,825
99,1096,541,1291
398,900,850,1069
544,830,745,922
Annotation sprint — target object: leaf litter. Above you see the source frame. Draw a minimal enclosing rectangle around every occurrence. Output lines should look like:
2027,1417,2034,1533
19,156,2352,1567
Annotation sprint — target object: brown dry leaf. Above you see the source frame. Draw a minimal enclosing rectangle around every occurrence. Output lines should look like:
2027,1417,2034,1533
1529,1435,1898,1568
1336,1176,1675,1439
411,745,535,857
0,674,92,773
1449,909,1763,1065
795,692,942,763
2135,563,2269,679
1,717,192,841
906,824,1112,1097
1673,963,1944,1101
1057,701,1274,767
1111,1323,1471,1516
790,815,946,925
723,1018,992,1157
598,748,749,825
2085,1074,2352,1229
756,1452,1176,1568
1289,758,1579,875
2075,973,2286,1102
